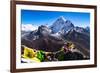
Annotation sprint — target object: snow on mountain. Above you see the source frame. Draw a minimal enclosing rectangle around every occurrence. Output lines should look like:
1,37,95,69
85,26,90,32
37,25,52,37
72,26,90,36
59,16,66,22
74,27,85,33
50,32,62,40
50,16,74,33
22,24,38,31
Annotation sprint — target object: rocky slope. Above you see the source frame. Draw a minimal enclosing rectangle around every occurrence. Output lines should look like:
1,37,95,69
21,16,90,59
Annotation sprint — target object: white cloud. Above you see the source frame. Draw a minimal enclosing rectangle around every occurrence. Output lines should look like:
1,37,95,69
22,24,38,31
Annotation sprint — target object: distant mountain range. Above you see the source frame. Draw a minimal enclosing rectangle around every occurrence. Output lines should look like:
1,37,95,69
21,16,90,58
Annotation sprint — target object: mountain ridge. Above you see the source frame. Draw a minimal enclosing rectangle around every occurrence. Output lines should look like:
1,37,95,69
21,16,90,58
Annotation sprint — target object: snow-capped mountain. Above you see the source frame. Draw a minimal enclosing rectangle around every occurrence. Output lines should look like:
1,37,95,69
64,28,90,58
73,26,90,36
21,25,64,52
37,25,52,37
85,26,90,33
50,16,74,34
22,24,38,31
21,16,90,57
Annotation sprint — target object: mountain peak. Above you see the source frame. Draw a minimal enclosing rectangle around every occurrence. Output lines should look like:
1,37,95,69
37,25,52,37
50,16,74,33
58,16,66,22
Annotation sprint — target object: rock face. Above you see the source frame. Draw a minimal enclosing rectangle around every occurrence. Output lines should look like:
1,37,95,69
21,25,65,52
85,26,90,33
73,27,90,36
37,25,52,37
50,16,74,34
22,36,64,52
64,28,90,58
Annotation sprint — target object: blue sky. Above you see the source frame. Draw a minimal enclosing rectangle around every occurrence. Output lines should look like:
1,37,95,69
21,9,90,27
